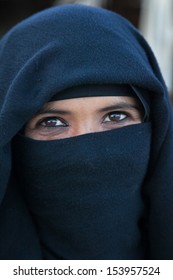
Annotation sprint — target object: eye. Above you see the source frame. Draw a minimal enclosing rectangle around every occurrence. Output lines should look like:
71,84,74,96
103,112,128,123
38,117,68,128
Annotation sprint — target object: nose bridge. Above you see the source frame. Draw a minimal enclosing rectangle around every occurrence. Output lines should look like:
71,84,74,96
72,119,98,137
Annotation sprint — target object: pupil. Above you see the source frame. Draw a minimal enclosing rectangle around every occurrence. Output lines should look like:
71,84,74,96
110,113,121,121
46,119,57,126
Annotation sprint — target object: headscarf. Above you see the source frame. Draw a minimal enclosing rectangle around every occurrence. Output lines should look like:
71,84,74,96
0,4,173,260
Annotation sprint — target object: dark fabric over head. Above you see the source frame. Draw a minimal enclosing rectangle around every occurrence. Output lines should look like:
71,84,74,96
0,4,173,259
50,84,134,101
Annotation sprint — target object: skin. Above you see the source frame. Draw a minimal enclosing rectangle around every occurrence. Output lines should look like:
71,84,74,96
25,96,143,140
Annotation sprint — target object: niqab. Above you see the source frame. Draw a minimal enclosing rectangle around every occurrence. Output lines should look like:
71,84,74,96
0,5,173,259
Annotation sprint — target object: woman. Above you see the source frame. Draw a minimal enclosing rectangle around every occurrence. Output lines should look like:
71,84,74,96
0,4,173,260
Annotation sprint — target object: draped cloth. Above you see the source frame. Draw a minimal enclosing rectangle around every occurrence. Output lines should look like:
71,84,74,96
13,123,151,260
0,4,173,259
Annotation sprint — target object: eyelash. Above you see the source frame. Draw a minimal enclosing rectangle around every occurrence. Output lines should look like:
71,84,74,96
37,117,68,128
102,111,128,123
36,111,129,129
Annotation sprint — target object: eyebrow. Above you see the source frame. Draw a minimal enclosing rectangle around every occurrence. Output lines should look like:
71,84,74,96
97,102,140,113
36,107,72,116
35,102,140,116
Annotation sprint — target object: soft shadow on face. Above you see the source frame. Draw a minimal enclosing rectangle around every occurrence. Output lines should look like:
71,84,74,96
25,96,144,140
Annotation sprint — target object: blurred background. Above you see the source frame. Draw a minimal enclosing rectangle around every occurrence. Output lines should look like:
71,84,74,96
0,0,172,101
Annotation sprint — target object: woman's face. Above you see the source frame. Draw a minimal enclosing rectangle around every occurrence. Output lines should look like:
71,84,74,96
25,96,143,140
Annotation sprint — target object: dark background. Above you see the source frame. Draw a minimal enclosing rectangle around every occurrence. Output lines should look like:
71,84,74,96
0,0,141,36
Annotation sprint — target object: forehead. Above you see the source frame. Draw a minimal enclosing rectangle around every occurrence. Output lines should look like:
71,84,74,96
39,96,140,112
